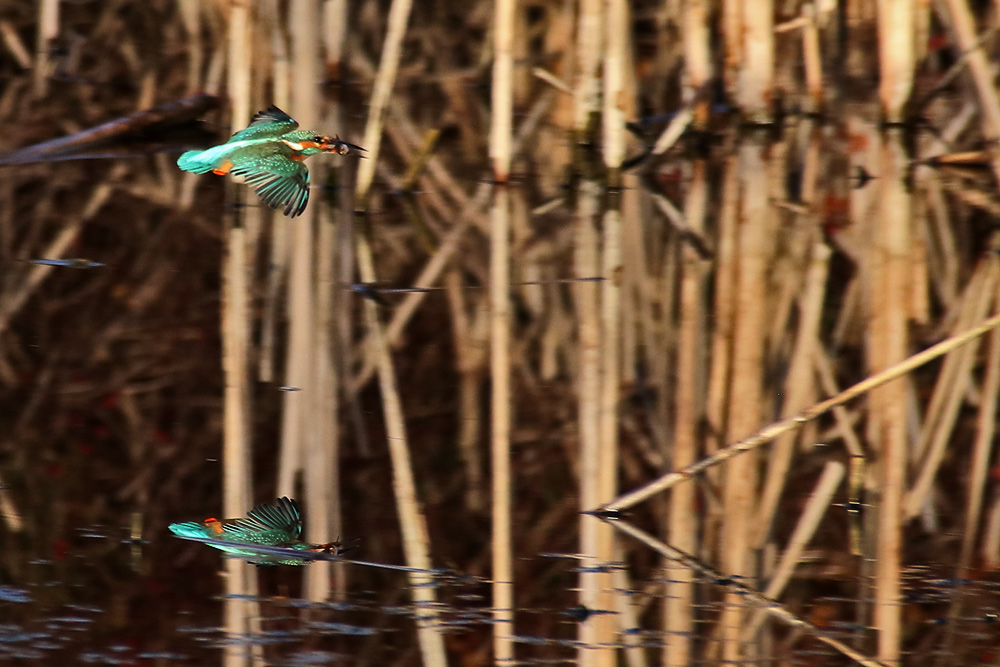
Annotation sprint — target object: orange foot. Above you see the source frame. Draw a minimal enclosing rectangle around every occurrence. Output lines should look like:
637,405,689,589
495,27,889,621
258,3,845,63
211,160,234,175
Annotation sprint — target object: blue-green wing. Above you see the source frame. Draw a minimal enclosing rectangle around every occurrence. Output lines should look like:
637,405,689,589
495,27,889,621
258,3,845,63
229,106,299,141
236,497,303,539
231,154,310,217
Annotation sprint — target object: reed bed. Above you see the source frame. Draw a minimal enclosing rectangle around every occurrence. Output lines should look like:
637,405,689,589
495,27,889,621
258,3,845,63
5,1,1000,666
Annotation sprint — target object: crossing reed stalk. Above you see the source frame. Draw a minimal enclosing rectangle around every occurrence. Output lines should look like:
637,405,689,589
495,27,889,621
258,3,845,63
352,0,447,662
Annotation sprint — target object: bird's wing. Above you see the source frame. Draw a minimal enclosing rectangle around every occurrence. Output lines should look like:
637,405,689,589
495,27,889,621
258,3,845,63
230,154,310,217
230,497,303,539
229,106,299,141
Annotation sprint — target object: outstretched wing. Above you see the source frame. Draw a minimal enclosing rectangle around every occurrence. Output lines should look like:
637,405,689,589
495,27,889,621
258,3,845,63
230,154,310,217
229,106,299,142
229,497,303,539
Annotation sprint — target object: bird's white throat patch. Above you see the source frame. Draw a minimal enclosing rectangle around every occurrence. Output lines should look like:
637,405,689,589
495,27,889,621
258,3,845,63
281,140,305,151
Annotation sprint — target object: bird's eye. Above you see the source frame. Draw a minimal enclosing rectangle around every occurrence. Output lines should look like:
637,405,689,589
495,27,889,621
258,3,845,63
311,135,322,143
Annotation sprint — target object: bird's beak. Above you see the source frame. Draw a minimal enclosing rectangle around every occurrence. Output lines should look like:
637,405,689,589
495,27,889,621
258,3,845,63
323,137,366,157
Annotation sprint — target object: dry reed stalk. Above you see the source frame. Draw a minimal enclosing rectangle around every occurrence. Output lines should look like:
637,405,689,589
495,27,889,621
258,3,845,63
938,270,1000,662
222,4,258,663
571,2,605,661
907,260,997,518
909,193,930,325
655,222,680,443
0,21,31,69
755,242,830,545
619,184,642,388
606,517,886,667
177,0,202,94
278,0,322,500
302,0,352,604
811,348,866,459
606,303,1000,513
719,136,770,663
489,0,515,661
912,267,986,461
33,0,59,97
352,0,447,662
612,554,648,667
744,461,845,640
940,0,1000,183
221,216,255,667
305,204,338,602
869,130,910,665
721,0,743,102
664,158,707,667
444,269,487,511
257,217,287,383
574,179,604,664
351,92,556,391
331,138,359,599
488,184,514,664
534,3,574,196
257,0,293,384
984,498,1000,568
683,0,711,126
877,0,914,122
705,156,739,463
354,0,411,205
958,269,1000,573
0,471,22,532
574,0,603,130
597,0,627,656
354,240,447,665
801,3,823,113
739,0,774,122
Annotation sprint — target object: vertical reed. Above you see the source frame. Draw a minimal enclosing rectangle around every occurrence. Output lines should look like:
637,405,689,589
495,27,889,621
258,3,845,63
297,0,331,604
598,0,627,656
34,0,59,97
318,0,351,602
877,0,914,121
489,0,515,662
870,130,911,665
222,1,257,663
665,156,707,666
801,3,823,113
720,135,770,662
574,0,605,660
739,0,774,122
278,0,319,500
682,0,711,126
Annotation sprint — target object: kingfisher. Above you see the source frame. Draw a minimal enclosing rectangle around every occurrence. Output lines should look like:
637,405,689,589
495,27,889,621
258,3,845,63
169,497,347,566
177,106,363,217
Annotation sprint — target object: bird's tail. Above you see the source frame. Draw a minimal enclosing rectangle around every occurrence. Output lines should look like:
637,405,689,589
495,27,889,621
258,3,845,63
177,149,220,174
168,521,211,539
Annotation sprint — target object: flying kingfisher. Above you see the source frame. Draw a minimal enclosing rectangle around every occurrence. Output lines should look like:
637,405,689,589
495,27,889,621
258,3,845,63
177,106,363,217
169,497,347,566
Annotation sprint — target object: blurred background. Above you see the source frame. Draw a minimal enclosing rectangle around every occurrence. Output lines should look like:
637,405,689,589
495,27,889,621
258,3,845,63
3,0,1000,665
